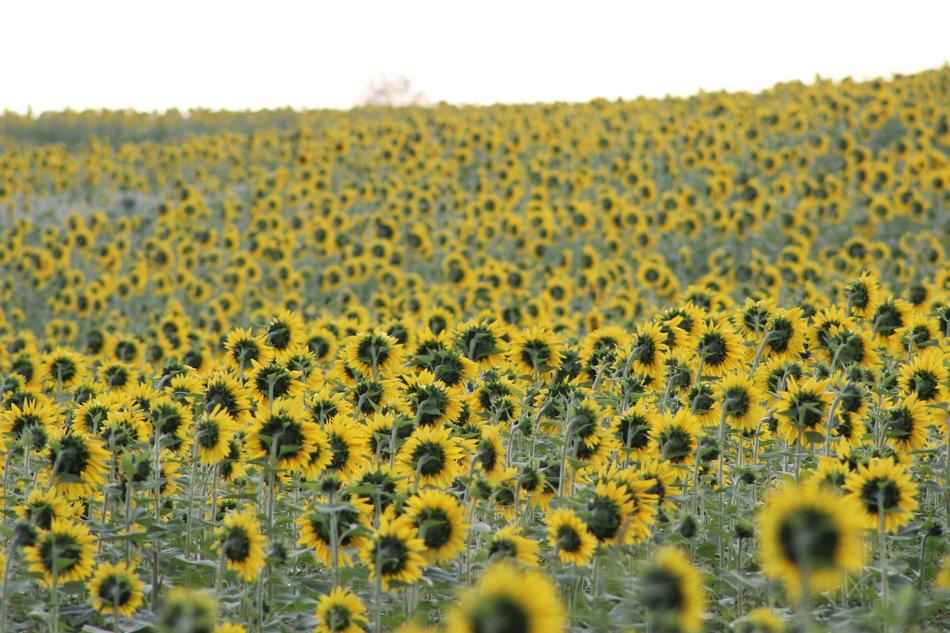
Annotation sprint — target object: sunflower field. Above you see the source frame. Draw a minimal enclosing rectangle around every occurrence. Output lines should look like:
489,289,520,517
1,67,950,633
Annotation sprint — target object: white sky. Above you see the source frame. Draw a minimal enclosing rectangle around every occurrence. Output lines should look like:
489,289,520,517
2,0,948,114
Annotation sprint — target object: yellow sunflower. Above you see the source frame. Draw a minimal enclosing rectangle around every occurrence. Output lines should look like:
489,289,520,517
758,482,863,597
214,506,267,582
361,515,427,590
24,519,96,585
843,457,919,532
637,546,705,633
404,489,469,564
87,561,145,617
546,507,597,566
446,562,564,633
314,587,368,633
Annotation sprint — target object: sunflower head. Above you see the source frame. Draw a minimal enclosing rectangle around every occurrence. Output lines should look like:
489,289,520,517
87,561,145,617
314,587,368,633
24,519,96,586
637,546,705,633
759,482,863,598
446,562,564,633
160,587,218,633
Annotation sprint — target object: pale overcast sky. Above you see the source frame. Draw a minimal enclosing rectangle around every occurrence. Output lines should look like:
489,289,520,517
2,0,948,113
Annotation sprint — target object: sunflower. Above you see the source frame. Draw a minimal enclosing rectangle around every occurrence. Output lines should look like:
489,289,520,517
754,357,804,396
160,588,218,633
805,456,852,494
774,376,831,445
844,457,919,532
148,396,193,453
24,519,96,585
397,424,464,487
99,405,150,453
843,271,880,319
685,382,719,426
304,387,354,425
412,343,477,389
626,322,670,379
215,506,267,582
218,435,249,484
446,562,564,633
609,467,661,544
649,409,700,465
637,546,705,633
760,308,807,361
362,514,427,590
506,325,563,377
314,587,368,633
248,401,318,472
262,309,305,357
324,417,371,483
897,346,947,403
0,398,59,452
638,458,682,511
611,401,655,455
16,488,72,535
353,465,405,517
882,392,933,453
564,397,610,462
41,348,87,389
897,313,942,353
869,297,911,349
739,298,777,338
693,320,745,377
579,325,630,379
194,406,237,466
402,370,461,426
247,358,302,404
304,323,339,365
224,327,270,374
716,372,766,432
202,370,252,424
485,524,539,567
345,330,404,378
473,372,521,426
546,507,596,566
46,430,110,498
404,489,469,563
452,318,507,369
758,482,863,598
296,495,372,567
585,480,634,545
821,325,880,371
87,561,145,617
472,424,507,485
300,426,332,481
348,377,399,416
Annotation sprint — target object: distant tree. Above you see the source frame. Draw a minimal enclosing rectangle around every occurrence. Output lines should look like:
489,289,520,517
356,74,428,107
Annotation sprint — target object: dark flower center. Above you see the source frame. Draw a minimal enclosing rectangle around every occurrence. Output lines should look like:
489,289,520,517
416,508,452,549
777,507,840,569
469,596,529,633
861,477,901,513
412,441,447,476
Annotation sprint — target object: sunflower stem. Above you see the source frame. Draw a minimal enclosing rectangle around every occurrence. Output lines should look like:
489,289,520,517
0,540,15,633
124,479,133,566
878,489,889,608
329,489,340,587
185,439,198,560
112,595,120,633
49,552,59,633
